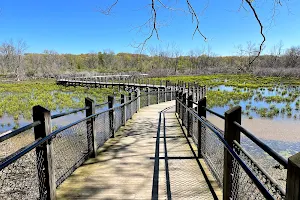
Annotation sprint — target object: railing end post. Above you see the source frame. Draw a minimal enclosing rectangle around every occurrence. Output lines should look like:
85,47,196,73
286,152,300,200
32,105,56,200
223,105,241,200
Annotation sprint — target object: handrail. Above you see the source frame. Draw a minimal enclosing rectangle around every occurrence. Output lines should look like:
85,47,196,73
178,100,275,199
184,99,226,119
185,97,286,167
233,121,288,168
233,140,286,196
204,107,225,120
95,102,109,107
51,107,89,119
0,94,140,170
51,102,109,119
0,121,41,142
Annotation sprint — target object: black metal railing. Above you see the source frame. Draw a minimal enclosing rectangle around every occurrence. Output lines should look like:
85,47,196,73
0,86,179,200
176,90,300,200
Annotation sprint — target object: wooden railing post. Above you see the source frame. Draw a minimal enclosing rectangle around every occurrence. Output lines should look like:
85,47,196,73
33,106,56,200
182,93,187,127
157,87,160,104
147,87,150,106
187,95,193,136
178,91,183,119
85,97,97,158
129,92,133,119
164,87,167,102
121,94,126,125
197,97,206,158
223,106,241,200
286,152,300,200
170,86,173,101
135,88,140,112
108,96,115,138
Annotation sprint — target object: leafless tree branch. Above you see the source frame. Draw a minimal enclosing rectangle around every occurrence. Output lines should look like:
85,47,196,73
244,0,266,66
100,0,119,15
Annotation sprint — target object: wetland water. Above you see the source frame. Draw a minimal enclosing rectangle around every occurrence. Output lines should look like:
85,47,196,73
207,84,300,158
1,77,300,190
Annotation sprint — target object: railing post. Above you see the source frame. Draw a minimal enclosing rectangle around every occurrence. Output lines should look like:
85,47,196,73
187,95,193,136
179,91,183,120
33,106,56,200
197,97,206,158
175,90,178,113
286,152,300,200
146,87,150,106
128,92,133,119
108,95,115,138
85,97,97,158
121,94,126,126
136,88,140,112
164,87,167,102
182,93,187,127
223,106,241,200
170,86,173,101
157,87,160,104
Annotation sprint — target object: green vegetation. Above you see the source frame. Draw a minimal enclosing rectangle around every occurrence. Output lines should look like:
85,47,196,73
153,74,300,119
0,80,121,121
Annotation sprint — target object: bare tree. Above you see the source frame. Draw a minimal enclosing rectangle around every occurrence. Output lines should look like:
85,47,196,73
285,46,300,68
0,39,28,80
100,0,284,61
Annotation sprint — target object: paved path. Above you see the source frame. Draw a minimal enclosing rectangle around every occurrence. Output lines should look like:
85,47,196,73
56,101,217,199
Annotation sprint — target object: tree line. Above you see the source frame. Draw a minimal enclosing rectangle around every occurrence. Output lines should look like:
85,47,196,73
0,40,300,80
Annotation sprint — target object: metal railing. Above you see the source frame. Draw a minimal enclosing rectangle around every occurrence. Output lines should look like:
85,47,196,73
177,91,300,200
0,87,177,200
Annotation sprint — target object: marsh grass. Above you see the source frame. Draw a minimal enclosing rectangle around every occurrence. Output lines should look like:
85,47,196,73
0,80,124,131
152,74,300,119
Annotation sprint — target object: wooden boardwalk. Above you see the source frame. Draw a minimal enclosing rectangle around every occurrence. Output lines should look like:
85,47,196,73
56,101,219,199
57,79,169,89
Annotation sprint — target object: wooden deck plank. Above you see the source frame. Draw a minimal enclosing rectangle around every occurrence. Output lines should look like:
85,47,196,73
56,101,217,199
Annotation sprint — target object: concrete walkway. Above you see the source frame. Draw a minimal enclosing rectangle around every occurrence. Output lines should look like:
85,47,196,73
56,101,217,199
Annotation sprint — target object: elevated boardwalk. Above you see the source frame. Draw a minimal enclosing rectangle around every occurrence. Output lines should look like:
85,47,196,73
56,79,169,89
56,101,219,199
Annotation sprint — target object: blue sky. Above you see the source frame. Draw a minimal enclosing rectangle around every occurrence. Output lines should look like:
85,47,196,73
0,0,299,55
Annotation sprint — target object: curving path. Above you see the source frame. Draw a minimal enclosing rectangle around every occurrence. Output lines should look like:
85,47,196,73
56,101,219,199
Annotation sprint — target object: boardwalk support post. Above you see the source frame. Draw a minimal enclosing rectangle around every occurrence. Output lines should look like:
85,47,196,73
223,106,241,200
286,152,300,200
197,97,206,158
108,96,115,138
85,97,97,158
187,95,193,137
121,94,126,126
33,106,56,200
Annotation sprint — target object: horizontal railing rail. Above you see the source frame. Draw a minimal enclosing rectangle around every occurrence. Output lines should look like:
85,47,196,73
188,99,287,167
176,90,300,200
178,100,275,199
233,120,288,168
0,121,41,143
0,84,180,200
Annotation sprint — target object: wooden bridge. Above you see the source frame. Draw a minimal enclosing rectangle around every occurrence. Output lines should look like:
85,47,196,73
0,78,299,200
